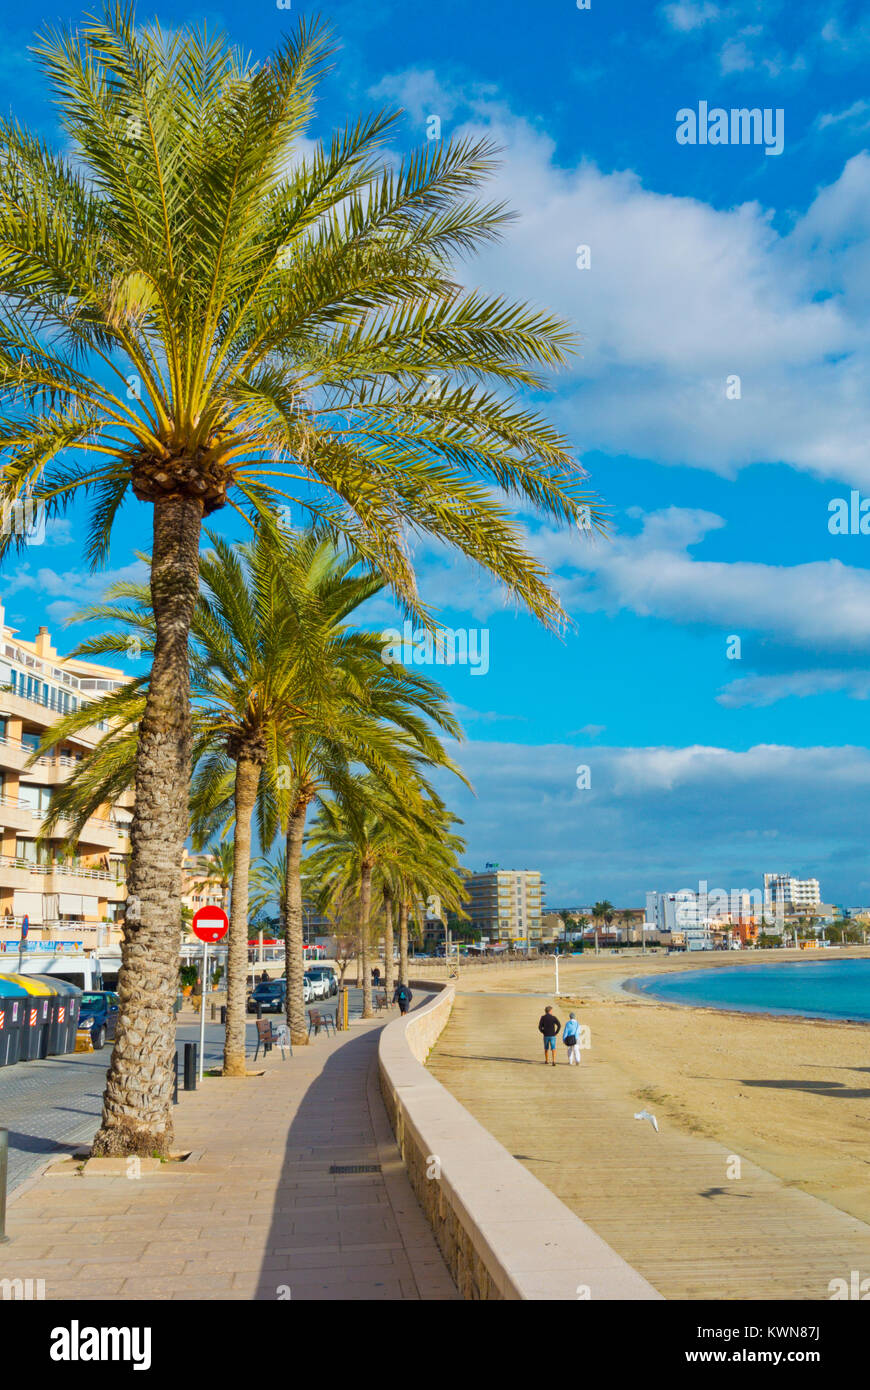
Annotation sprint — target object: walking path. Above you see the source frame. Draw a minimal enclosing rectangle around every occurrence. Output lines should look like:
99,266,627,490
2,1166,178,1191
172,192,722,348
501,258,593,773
1,1019,457,1301
428,993,870,1300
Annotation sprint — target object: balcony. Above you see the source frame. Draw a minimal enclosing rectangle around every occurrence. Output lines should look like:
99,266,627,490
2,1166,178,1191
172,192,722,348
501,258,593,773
0,799,129,851
0,732,92,783
0,854,127,899
0,688,107,743
0,794,36,833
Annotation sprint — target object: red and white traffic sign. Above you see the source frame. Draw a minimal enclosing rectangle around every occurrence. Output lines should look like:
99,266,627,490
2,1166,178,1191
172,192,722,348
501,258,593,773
192,905,229,942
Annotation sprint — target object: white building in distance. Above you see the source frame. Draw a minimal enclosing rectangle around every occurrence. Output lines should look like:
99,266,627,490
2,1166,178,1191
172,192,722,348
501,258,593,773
763,874,821,917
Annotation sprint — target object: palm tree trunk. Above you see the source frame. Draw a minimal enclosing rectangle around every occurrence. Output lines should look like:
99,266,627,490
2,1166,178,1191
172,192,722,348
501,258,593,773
383,888,395,995
92,494,202,1157
360,863,373,1019
398,898,410,985
284,794,310,1046
223,754,261,1077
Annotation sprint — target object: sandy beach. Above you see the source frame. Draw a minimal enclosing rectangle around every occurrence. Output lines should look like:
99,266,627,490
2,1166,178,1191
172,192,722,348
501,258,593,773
423,949,870,1298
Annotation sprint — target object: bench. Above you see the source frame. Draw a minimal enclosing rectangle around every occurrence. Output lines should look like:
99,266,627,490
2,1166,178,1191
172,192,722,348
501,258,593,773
371,990,390,1013
307,1008,336,1037
254,1018,291,1060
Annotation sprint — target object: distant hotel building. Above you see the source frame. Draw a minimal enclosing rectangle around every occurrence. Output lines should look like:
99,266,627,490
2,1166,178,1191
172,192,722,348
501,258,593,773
646,891,712,950
763,874,820,918
463,867,544,945
0,604,132,953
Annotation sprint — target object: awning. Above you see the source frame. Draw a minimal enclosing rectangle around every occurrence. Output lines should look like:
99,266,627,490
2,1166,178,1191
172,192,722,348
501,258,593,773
58,893,99,915
13,891,43,919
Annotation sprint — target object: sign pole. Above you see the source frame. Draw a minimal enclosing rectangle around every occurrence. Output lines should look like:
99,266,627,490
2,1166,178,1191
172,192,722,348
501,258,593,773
190,906,229,1081
554,949,560,997
199,939,208,1082
17,914,29,973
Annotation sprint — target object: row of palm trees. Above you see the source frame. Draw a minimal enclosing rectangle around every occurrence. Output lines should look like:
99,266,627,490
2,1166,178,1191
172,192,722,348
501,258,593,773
36,526,469,1071
0,8,600,1154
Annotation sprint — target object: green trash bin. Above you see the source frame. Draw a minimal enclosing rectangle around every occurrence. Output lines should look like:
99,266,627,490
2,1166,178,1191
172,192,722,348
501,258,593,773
33,976,82,1055
0,978,28,1067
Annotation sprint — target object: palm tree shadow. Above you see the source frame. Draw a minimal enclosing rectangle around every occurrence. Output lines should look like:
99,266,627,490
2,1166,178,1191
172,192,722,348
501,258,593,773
433,1051,545,1065
739,1078,870,1098
699,1186,752,1200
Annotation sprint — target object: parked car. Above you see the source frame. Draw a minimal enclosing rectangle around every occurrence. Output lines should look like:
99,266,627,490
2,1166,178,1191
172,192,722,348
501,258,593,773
247,980,286,1014
78,990,120,1049
303,976,312,1004
304,971,327,1001
306,967,337,997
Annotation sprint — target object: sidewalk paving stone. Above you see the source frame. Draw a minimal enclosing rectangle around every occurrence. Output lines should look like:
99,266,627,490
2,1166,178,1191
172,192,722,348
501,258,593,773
1,1017,457,1301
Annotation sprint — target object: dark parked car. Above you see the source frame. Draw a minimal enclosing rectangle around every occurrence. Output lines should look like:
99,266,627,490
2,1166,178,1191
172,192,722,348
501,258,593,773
78,990,120,1049
306,966,338,997
247,980,286,1014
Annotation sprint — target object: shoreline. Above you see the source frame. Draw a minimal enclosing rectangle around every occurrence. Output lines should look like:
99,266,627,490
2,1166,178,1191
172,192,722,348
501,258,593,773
621,953,870,1026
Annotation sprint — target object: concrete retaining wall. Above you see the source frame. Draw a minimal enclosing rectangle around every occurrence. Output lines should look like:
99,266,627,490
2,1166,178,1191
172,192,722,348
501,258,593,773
379,981,662,1301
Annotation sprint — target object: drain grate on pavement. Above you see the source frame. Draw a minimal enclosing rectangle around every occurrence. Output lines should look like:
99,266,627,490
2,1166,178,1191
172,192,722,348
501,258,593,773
329,1163,382,1174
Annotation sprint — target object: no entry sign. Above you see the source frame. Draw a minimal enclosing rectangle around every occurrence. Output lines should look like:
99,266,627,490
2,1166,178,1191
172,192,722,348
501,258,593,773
192,905,229,942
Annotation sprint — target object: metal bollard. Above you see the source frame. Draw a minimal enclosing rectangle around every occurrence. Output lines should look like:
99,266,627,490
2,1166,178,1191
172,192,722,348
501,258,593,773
184,1041,197,1091
0,1127,10,1243
173,1051,179,1105
256,1001,262,1019
220,1005,226,1025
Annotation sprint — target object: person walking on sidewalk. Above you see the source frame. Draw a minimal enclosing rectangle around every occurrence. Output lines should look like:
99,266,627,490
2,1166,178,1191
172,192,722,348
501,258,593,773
394,981,413,1015
538,1005,561,1065
563,1011,582,1065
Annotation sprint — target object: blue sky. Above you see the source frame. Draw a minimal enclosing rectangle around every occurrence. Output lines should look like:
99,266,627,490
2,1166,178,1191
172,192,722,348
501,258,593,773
3,0,870,906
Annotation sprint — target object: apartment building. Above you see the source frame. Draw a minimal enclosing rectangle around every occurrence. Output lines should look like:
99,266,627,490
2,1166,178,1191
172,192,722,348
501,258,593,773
463,868,544,945
763,873,821,918
0,604,132,953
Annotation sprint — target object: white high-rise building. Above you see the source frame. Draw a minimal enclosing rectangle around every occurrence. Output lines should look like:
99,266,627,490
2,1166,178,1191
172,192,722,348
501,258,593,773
763,874,820,917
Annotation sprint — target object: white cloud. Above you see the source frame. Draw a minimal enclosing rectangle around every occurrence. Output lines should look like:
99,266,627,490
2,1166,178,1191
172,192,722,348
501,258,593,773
372,77,870,485
817,99,870,131
660,1,720,33
437,739,870,902
1,559,150,627
543,507,870,653
717,669,870,707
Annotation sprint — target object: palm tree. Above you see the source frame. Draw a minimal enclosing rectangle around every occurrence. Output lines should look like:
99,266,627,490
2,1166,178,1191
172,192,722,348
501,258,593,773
1,9,600,1152
365,800,466,987
591,900,615,957
305,782,424,1019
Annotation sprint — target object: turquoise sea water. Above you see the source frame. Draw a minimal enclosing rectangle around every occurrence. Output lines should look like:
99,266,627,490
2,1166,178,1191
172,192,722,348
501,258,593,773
628,957,870,1022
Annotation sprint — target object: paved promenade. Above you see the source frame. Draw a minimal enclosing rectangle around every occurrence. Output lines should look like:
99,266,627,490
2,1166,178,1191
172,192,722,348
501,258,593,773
1,1019,457,1300
429,992,870,1300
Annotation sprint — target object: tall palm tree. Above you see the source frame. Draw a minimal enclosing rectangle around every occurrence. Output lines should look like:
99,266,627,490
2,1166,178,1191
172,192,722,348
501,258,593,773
591,900,615,957
0,8,600,1152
